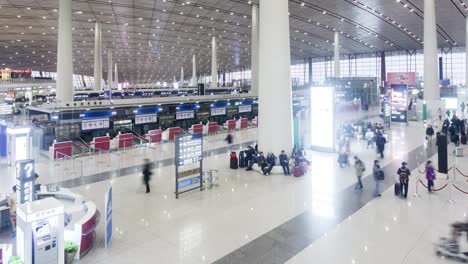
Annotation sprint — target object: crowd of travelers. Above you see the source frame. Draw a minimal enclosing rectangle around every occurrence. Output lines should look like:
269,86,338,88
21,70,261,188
436,109,467,149
233,145,310,176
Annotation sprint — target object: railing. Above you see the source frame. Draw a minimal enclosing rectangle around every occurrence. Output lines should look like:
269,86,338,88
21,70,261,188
55,151,84,180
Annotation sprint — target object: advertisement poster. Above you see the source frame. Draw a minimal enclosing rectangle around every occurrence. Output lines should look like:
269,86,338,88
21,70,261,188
105,186,112,248
387,72,416,86
390,84,408,123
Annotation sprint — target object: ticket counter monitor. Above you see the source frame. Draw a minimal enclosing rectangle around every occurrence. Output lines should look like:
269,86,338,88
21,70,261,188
7,127,31,166
16,197,64,264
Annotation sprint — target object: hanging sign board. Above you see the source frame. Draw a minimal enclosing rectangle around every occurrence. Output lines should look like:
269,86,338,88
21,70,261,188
176,111,195,120
82,118,110,131
135,114,157,125
238,105,252,113
211,107,226,116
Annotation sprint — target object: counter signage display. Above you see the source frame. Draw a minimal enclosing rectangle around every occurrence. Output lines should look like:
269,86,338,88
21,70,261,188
211,107,226,116
135,114,157,125
105,186,112,248
82,118,110,131
238,105,252,113
15,159,35,204
390,84,408,123
176,110,195,120
175,133,203,198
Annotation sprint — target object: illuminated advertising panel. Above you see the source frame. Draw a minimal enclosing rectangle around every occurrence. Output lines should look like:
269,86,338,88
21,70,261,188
310,87,335,152
390,84,408,123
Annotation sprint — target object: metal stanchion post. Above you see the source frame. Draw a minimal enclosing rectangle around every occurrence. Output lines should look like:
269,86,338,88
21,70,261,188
97,148,103,164
448,163,456,204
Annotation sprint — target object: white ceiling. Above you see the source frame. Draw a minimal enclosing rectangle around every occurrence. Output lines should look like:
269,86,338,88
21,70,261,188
0,0,465,83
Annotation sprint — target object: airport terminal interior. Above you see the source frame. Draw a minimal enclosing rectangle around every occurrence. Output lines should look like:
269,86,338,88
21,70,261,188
0,0,468,263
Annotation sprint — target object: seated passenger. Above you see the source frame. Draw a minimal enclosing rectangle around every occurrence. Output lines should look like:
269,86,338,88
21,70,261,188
264,153,277,175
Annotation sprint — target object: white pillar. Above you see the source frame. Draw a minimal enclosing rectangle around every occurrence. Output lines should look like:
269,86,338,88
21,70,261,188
424,0,439,101
334,31,341,78
466,17,468,89
258,0,293,154
107,49,112,90
192,54,197,86
56,0,73,102
94,22,102,91
114,63,118,88
251,4,259,95
180,67,184,84
211,36,218,88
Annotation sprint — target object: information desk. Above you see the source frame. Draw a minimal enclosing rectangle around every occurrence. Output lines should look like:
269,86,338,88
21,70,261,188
36,186,99,260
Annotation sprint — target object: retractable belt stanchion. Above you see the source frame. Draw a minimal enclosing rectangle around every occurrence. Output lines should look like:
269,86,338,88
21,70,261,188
448,162,456,204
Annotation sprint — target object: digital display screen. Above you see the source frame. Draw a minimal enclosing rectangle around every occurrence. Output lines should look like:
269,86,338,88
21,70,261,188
391,84,408,123
310,87,334,151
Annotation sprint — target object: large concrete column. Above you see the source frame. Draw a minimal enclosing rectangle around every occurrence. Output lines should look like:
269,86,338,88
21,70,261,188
180,67,184,84
251,4,259,94
424,0,439,101
334,31,341,78
114,63,118,87
107,49,112,90
94,22,102,91
192,54,197,86
211,36,218,88
466,17,468,89
258,0,293,154
56,0,73,102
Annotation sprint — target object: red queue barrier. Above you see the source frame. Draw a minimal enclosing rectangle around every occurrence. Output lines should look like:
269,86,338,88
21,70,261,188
53,141,73,160
147,129,162,143
191,124,204,134
93,136,110,152
240,118,248,129
226,120,236,131
168,127,182,140
118,133,134,149
208,122,218,135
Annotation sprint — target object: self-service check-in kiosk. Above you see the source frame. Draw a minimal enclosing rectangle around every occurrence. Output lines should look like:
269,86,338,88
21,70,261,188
16,197,64,264
7,127,31,166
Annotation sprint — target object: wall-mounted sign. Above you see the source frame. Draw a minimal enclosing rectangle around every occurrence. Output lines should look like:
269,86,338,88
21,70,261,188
390,84,408,123
135,114,157,125
82,118,110,131
238,105,252,113
211,107,226,116
176,110,195,120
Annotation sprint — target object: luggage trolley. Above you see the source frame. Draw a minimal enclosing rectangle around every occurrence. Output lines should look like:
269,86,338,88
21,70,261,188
203,169,219,190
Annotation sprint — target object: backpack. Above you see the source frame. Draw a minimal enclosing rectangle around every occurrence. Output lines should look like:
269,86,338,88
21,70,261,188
399,168,408,183
377,170,385,180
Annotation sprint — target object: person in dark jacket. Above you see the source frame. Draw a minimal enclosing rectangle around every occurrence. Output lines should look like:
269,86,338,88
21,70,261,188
397,162,411,199
245,146,256,170
142,159,152,193
264,153,277,175
279,150,290,176
426,125,435,144
373,160,384,196
442,119,450,135
375,133,386,159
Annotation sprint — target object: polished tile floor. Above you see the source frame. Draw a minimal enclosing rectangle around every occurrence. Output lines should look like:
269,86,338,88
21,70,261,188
1,111,467,264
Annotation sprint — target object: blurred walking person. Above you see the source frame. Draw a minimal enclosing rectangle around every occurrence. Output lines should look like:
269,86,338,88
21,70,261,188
142,159,153,193
354,156,365,190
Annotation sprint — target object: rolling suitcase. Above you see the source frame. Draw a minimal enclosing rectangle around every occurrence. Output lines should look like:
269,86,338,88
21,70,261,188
230,157,238,169
455,147,464,157
394,183,400,196
239,151,245,168
461,135,467,145
293,166,302,177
